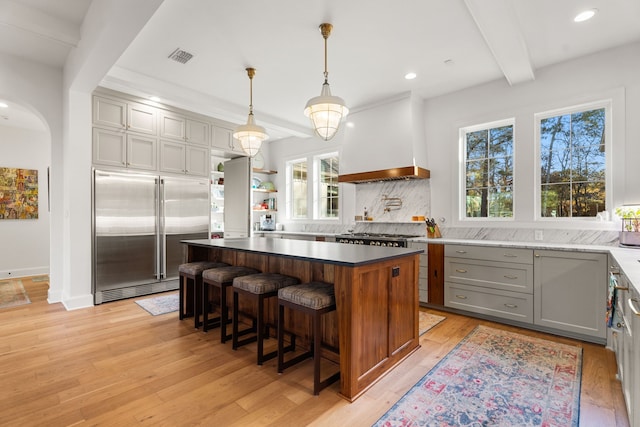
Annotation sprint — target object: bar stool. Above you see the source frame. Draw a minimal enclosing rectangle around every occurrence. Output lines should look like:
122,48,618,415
232,273,300,365
277,281,340,395
202,265,260,342
178,261,229,328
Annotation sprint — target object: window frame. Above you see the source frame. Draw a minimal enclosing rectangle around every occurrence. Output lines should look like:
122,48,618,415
285,151,340,222
313,152,340,220
286,157,308,220
459,118,516,222
534,99,613,221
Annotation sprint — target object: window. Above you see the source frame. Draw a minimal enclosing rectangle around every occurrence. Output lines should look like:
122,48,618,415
461,120,514,218
538,105,606,218
290,159,307,219
316,154,339,219
287,152,339,220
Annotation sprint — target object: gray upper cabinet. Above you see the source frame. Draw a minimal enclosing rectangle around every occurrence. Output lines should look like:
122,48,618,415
533,249,607,340
93,90,212,176
212,124,246,156
92,128,157,171
186,119,210,145
159,112,185,141
160,140,208,176
160,111,210,146
92,95,157,135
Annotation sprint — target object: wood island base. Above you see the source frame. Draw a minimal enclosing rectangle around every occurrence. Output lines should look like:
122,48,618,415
182,238,422,401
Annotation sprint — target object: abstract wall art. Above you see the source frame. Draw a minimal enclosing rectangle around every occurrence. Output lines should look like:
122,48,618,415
0,167,38,219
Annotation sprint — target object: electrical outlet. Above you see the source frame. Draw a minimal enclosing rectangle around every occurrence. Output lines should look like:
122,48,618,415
534,230,543,241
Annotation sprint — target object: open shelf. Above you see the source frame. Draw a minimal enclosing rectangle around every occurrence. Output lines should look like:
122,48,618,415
253,168,277,175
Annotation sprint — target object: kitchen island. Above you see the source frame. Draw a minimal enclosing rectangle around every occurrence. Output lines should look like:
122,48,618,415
182,238,422,401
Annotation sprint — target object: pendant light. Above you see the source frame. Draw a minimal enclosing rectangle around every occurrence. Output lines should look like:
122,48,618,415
234,67,269,157
304,23,349,141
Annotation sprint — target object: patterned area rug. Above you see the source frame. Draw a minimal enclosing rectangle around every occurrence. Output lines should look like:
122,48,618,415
419,311,446,336
0,279,31,309
374,325,582,427
135,293,179,316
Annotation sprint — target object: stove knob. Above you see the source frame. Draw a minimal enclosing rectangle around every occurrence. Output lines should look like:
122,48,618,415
393,242,399,247
376,241,381,246
359,240,364,244
381,242,387,247
370,241,376,246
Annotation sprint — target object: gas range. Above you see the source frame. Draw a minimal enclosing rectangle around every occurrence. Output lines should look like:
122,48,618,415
335,233,420,247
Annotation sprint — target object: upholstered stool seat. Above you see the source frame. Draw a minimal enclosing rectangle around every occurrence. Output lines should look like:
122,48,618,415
232,273,300,365
178,261,229,328
202,266,260,342
277,281,340,395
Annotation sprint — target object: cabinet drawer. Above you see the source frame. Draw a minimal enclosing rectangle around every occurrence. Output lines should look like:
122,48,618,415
446,244,532,264
445,258,533,294
445,282,533,323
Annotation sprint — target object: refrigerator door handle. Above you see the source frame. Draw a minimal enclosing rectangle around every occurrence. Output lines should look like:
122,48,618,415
159,178,167,280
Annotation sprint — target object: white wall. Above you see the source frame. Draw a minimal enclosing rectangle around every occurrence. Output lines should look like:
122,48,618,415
0,53,63,301
424,41,640,231
268,127,355,231
270,41,640,240
0,126,50,278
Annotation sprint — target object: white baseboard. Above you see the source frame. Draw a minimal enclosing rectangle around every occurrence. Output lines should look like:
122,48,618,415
62,294,95,310
0,267,49,280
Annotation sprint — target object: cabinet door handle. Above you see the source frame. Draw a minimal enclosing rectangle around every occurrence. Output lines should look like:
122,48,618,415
629,298,640,316
455,250,467,254
503,254,517,258
535,253,540,258
504,275,518,280
504,303,518,309
615,286,629,291
455,269,467,273
455,295,467,300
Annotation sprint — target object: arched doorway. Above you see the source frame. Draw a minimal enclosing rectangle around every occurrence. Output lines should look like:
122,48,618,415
0,99,51,290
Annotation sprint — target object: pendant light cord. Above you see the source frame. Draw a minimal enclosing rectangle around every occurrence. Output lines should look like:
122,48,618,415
320,23,332,84
246,67,255,115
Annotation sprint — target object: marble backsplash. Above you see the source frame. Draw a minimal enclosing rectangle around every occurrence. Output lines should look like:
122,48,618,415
284,178,620,246
355,179,430,223
297,221,620,246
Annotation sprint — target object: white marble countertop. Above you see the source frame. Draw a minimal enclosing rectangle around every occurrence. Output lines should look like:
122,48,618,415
411,236,640,294
256,232,640,293
409,237,614,253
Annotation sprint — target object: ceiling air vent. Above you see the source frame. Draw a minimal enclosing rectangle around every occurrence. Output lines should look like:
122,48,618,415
168,48,194,64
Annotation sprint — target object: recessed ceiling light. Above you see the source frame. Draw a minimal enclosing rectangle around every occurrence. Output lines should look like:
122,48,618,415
149,96,161,102
346,121,355,128
0,102,8,108
404,72,417,80
574,9,597,22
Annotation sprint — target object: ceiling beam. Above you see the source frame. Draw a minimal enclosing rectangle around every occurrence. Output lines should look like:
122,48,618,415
0,0,80,47
464,0,535,85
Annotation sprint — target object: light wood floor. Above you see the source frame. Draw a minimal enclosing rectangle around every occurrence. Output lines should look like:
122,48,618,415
0,277,629,426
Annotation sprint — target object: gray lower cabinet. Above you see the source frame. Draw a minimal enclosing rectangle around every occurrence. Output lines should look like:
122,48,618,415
444,244,608,343
533,249,607,340
444,244,534,323
625,282,639,426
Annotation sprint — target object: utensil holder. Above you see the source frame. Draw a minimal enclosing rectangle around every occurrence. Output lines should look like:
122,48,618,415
426,224,442,239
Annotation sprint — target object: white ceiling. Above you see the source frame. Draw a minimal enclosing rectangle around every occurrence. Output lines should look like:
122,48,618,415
1,0,640,137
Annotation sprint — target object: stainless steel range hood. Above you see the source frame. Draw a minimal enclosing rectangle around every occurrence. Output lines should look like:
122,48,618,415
338,92,430,183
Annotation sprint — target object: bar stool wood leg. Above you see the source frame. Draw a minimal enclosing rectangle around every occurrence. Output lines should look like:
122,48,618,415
277,282,340,395
231,273,300,365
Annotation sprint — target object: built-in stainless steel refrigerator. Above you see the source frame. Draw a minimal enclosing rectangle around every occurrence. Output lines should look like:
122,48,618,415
92,169,210,304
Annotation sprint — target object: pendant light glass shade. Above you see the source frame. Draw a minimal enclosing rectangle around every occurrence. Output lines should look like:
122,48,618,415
234,67,269,157
304,23,348,141
304,82,349,141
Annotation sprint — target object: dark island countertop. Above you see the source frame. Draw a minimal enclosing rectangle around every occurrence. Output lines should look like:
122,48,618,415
182,238,423,267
